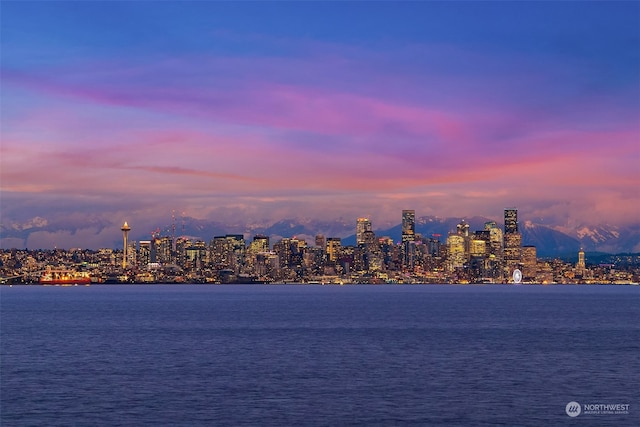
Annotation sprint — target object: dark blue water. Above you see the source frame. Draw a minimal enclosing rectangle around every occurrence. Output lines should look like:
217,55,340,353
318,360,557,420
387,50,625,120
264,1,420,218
1,285,639,426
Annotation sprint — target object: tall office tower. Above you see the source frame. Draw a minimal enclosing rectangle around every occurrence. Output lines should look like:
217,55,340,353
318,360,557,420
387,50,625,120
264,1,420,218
356,217,372,245
210,235,244,271
447,233,466,271
273,238,293,269
255,252,279,277
484,221,497,230
485,221,503,258
154,236,173,265
402,210,416,243
139,240,151,267
175,237,190,268
362,230,377,246
426,236,442,257
272,237,301,271
470,237,488,257
303,247,325,275
246,236,268,275
401,210,416,268
521,245,537,280
251,234,270,253
456,219,472,261
121,221,131,269
315,234,326,249
503,208,522,279
185,245,199,269
185,240,207,270
289,237,306,271
576,249,586,275
360,229,382,272
456,220,470,237
326,237,342,263
126,241,137,268
504,209,518,234
227,234,246,273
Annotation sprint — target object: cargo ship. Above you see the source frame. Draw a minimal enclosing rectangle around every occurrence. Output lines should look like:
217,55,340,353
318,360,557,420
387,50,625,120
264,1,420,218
39,269,91,285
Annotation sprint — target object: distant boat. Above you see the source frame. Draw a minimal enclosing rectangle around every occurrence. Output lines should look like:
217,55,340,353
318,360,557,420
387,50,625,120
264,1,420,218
39,269,91,285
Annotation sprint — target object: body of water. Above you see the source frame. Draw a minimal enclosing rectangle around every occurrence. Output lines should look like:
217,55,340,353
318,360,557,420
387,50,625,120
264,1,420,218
1,284,639,426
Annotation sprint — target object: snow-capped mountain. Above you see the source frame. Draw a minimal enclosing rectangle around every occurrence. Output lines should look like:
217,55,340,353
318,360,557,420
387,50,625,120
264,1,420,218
1,215,639,256
560,224,640,253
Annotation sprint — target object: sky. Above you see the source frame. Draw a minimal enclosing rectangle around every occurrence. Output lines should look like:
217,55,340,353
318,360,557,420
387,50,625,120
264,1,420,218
1,1,639,247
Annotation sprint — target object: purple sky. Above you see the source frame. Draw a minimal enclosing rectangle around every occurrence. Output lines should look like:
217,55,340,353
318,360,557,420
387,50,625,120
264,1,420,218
1,2,639,247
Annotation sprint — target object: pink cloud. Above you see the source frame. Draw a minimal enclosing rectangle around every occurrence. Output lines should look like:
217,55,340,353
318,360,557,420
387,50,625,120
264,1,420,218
2,40,638,230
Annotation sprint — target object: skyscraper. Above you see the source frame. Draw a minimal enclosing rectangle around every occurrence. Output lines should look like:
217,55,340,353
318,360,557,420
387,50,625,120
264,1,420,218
447,233,465,271
521,245,537,280
121,221,131,269
251,234,270,253
356,217,372,245
139,240,151,266
154,236,173,265
326,237,342,263
401,210,416,268
456,219,470,237
503,208,522,278
576,249,586,276
504,208,518,234
484,221,504,280
402,210,416,243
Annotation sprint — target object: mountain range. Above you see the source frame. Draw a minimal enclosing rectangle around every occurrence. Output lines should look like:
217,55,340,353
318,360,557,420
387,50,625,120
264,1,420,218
2,215,639,257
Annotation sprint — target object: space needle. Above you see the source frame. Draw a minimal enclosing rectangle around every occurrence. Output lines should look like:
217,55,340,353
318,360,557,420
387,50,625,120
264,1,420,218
121,221,131,269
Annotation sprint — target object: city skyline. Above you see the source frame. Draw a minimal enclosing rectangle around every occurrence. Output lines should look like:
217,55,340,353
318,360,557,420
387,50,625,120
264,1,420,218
1,2,639,248
2,205,638,256
2,206,639,286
